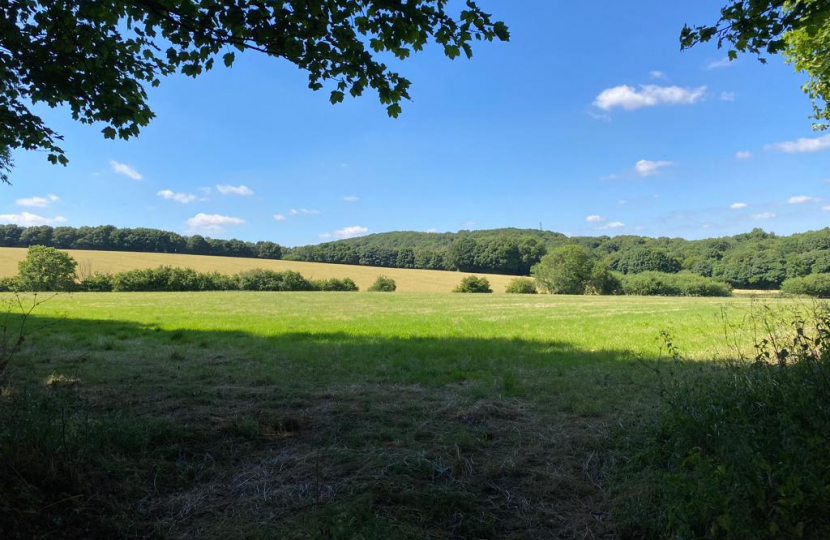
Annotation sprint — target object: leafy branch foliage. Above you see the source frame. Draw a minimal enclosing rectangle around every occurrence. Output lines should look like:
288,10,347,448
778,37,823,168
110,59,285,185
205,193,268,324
681,0,830,129
0,0,509,177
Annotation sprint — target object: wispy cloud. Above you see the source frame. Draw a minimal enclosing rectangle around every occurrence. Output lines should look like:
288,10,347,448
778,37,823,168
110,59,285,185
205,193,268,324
343,195,359,202
186,213,244,234
16,194,59,208
788,195,820,204
730,202,748,209
157,189,196,203
735,151,752,160
720,91,736,102
707,57,733,69
320,225,369,240
273,214,286,221
599,221,625,230
752,212,776,220
765,134,830,153
289,208,320,216
0,212,67,226
585,215,606,223
649,70,666,79
110,160,142,180
594,84,706,111
635,159,673,177
823,206,830,211
216,184,254,196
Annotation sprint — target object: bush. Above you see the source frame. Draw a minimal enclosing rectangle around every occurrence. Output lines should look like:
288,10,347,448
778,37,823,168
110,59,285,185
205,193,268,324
0,276,19,292
505,277,536,294
313,277,359,291
781,273,830,298
16,245,77,291
235,269,316,291
368,275,397,292
79,273,114,292
621,271,731,297
618,309,830,539
453,276,492,293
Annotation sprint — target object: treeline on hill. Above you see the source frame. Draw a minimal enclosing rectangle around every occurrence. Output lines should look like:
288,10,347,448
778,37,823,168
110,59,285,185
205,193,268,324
287,227,830,290
0,224,283,260
4,225,830,290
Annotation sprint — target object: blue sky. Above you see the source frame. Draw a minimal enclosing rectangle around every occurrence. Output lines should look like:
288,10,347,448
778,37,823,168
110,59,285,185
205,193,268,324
3,0,829,246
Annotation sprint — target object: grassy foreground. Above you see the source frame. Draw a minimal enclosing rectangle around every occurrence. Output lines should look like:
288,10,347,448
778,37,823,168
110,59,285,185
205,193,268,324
0,247,517,293
0,293,796,539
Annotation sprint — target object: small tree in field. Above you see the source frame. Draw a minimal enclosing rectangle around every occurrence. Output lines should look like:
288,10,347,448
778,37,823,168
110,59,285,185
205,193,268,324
368,276,397,292
453,276,492,293
532,245,616,295
505,277,537,294
17,245,77,292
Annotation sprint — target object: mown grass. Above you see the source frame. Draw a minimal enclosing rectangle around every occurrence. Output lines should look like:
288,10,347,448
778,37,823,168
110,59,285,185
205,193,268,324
0,293,799,539
0,247,519,293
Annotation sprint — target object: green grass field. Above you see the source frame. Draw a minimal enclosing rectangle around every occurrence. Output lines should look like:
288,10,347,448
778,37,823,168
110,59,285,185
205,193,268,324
0,292,800,539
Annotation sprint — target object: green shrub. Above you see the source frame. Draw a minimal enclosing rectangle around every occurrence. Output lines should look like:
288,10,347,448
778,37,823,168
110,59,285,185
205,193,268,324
235,269,316,291
532,245,618,295
16,245,77,291
453,276,492,293
0,276,19,292
781,273,830,298
368,275,397,292
313,277,359,291
80,273,114,292
505,277,536,294
621,271,731,297
618,310,830,539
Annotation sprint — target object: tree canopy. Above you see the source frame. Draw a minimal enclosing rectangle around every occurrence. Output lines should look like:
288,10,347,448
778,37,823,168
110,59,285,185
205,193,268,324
0,0,508,181
682,0,830,129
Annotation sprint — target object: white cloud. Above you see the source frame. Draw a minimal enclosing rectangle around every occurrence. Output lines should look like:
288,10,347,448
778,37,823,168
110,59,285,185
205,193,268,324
110,160,143,180
585,215,606,223
823,206,830,211
735,151,752,160
320,225,369,240
599,221,625,230
216,184,254,196
788,195,820,204
635,159,673,177
720,91,736,102
730,202,748,209
16,194,59,208
343,195,359,202
707,57,733,69
426,228,439,233
186,213,244,234
157,189,196,204
752,212,776,220
594,84,706,111
0,212,67,226
461,221,477,229
649,70,666,79
273,214,286,221
289,208,320,216
600,173,619,181
765,134,830,153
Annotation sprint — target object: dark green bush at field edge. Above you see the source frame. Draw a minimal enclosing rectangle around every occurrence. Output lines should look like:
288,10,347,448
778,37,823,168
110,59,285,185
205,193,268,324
617,309,830,539
621,271,731,297
781,273,830,298
368,276,397,292
505,277,536,294
453,276,492,293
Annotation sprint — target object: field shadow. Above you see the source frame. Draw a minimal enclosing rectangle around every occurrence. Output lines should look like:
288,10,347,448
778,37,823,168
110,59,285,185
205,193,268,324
1,314,703,540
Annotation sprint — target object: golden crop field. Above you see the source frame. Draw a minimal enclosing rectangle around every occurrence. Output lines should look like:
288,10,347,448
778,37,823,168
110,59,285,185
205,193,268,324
0,247,517,293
